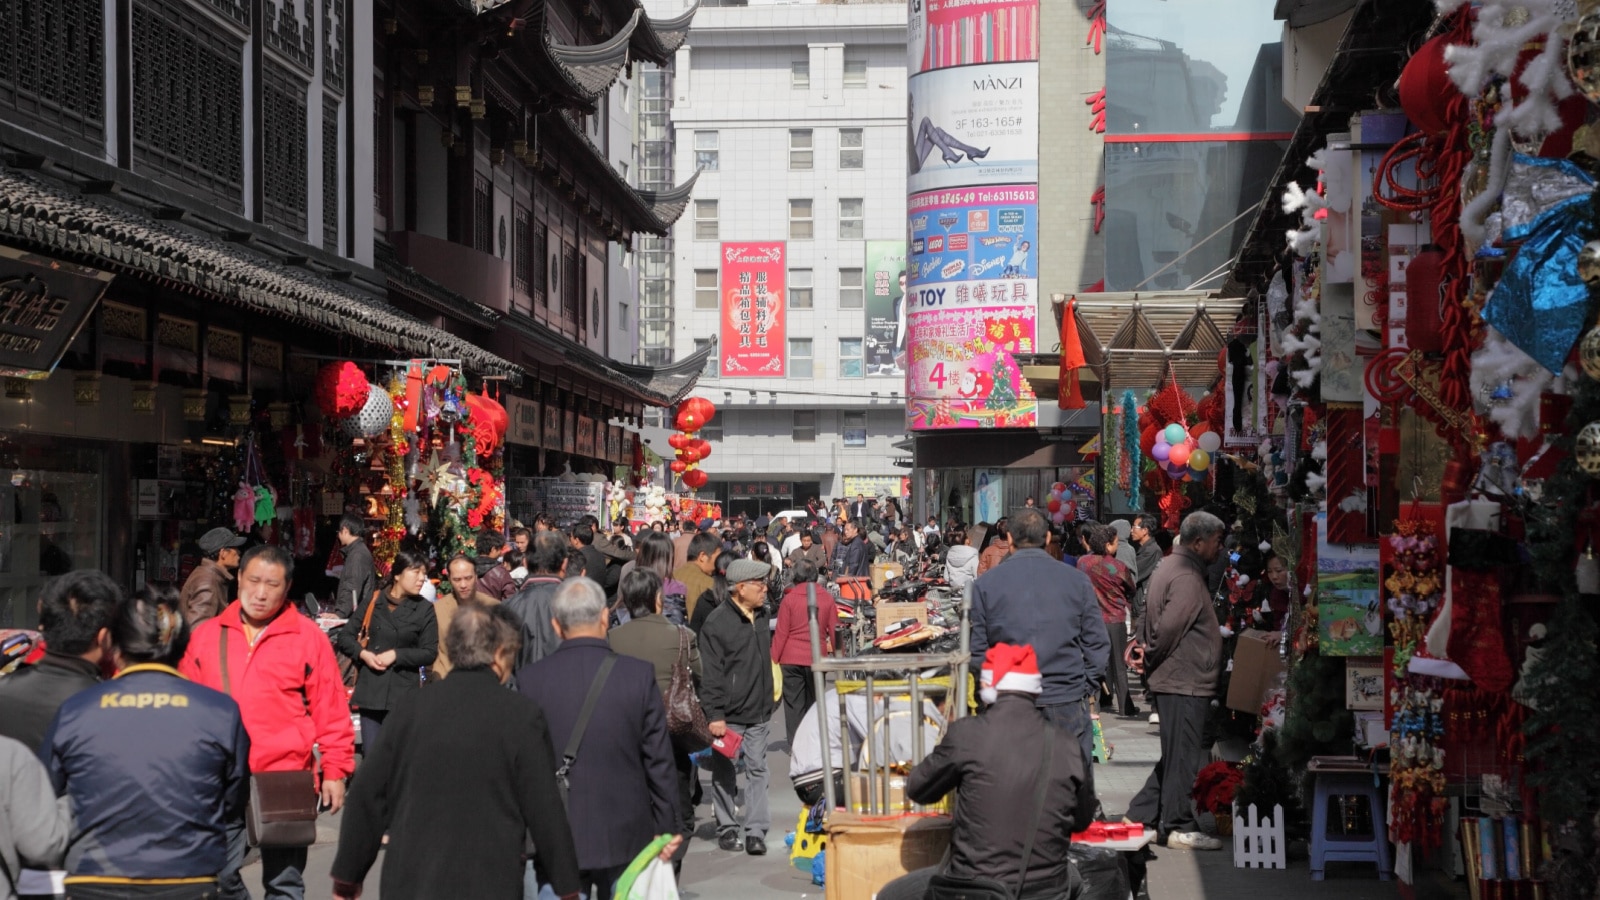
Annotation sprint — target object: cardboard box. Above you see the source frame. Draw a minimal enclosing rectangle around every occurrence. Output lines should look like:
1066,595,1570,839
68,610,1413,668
875,602,928,630
825,812,951,900
1226,630,1284,714
849,772,911,813
871,561,905,591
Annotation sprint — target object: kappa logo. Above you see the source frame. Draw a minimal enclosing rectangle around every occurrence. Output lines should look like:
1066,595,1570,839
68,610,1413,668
100,692,190,709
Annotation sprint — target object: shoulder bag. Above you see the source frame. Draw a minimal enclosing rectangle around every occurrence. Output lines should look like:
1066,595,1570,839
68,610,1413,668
665,626,714,752
926,725,1056,900
556,653,617,808
355,589,380,649
219,628,319,849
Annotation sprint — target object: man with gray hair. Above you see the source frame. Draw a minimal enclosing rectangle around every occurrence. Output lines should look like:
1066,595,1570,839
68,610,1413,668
1125,510,1228,851
517,578,681,897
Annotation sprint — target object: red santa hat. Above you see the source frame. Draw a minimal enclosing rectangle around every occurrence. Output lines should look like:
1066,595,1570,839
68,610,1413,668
980,643,1042,704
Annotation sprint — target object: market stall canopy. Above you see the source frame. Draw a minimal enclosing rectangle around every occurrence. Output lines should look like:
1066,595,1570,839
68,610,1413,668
1038,291,1248,391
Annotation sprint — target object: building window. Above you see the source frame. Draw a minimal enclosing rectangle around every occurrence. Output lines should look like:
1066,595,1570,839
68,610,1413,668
533,224,549,306
694,199,718,240
694,338,717,377
793,410,817,442
792,60,810,89
701,410,723,441
473,175,492,253
843,60,867,89
514,209,531,293
789,199,814,240
843,410,867,447
839,338,864,378
789,338,813,378
695,131,719,171
695,269,719,309
838,198,864,240
838,267,864,308
839,129,864,169
619,303,628,327
790,268,813,309
789,129,813,170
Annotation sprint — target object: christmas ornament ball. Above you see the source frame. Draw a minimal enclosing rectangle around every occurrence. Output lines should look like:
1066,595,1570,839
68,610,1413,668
1570,5,1600,103
1583,328,1600,380
344,385,395,438
1577,421,1600,475
1579,240,1600,285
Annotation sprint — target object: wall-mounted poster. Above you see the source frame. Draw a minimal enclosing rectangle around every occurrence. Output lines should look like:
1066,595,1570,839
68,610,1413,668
910,0,1039,75
1315,513,1383,656
865,240,908,377
908,63,1039,194
904,280,1037,430
1345,661,1384,710
720,242,786,377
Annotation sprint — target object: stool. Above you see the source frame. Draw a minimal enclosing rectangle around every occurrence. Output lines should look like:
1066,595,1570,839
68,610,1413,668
789,808,827,871
1309,771,1391,880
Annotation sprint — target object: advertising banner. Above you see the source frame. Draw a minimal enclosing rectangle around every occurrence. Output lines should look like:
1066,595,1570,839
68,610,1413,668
904,280,1037,430
908,62,1038,194
864,240,907,377
908,185,1037,289
505,396,541,447
910,0,1040,75
719,242,787,377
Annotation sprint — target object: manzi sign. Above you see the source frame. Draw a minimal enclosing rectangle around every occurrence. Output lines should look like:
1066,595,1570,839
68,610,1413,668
0,246,113,375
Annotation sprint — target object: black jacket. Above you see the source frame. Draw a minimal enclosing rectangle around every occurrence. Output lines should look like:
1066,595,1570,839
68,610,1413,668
335,593,438,710
334,540,378,618
0,652,100,750
908,695,1095,894
504,576,564,670
331,669,581,900
698,601,775,726
969,549,1110,707
516,639,680,870
833,536,871,578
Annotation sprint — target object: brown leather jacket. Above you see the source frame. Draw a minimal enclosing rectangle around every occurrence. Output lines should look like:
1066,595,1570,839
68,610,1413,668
978,538,1012,575
179,558,234,624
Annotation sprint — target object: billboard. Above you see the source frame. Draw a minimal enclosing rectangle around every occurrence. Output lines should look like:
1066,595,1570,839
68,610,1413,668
908,185,1037,289
719,242,786,377
910,0,1040,75
907,62,1038,194
865,240,907,377
904,280,1037,430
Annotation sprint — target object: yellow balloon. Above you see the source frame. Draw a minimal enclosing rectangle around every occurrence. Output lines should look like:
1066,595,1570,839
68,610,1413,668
1188,449,1211,471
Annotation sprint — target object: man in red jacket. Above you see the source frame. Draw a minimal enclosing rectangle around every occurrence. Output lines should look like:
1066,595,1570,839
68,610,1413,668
180,544,356,900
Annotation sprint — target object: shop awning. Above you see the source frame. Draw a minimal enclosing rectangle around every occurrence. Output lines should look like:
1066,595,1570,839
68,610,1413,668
1042,291,1249,391
0,168,521,380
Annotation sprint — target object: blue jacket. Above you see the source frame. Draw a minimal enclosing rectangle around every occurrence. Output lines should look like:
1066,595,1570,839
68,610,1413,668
43,664,249,881
969,548,1111,706
516,638,679,870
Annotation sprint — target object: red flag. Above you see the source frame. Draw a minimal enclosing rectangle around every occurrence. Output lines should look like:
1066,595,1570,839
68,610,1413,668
1059,297,1087,410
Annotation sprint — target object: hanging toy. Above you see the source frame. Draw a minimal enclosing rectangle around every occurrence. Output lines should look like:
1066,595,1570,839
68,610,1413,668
232,481,256,533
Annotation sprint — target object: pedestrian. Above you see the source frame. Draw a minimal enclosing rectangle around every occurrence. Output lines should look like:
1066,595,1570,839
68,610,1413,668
333,514,377,618
1110,519,1140,579
0,733,67,900
1125,510,1228,851
0,571,117,751
943,527,979,593
435,555,501,679
608,569,700,873
180,527,247,624
876,644,1095,900
1077,524,1138,718
969,508,1109,771
518,579,682,898
832,520,871,581
336,549,439,752
688,551,737,634
568,522,608,583
503,531,570,669
511,526,532,554
785,528,828,576
476,530,519,600
330,604,583,900
179,544,356,900
699,559,777,856
770,559,835,742
44,585,250,900
1252,553,1291,632
977,518,1012,574
620,531,689,625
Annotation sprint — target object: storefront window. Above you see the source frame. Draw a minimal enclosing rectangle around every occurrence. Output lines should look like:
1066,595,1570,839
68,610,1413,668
0,443,105,628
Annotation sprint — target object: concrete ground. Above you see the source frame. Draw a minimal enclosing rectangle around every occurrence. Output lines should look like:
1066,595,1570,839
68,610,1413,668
266,707,1405,899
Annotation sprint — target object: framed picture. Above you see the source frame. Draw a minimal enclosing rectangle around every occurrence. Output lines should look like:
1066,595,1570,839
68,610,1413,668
1345,662,1384,710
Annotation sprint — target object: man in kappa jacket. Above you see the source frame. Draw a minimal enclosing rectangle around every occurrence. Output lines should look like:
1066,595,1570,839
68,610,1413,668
698,558,777,856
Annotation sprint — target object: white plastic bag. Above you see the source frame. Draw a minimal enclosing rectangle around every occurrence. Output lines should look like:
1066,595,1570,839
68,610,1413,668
623,858,678,900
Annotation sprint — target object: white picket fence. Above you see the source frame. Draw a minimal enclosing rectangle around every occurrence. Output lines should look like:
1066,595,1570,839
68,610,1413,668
1232,802,1287,869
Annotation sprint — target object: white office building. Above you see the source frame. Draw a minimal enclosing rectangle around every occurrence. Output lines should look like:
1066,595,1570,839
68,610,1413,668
669,0,909,517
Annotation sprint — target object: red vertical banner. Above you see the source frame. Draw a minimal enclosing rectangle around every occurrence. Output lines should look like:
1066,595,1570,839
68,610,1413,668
720,242,786,377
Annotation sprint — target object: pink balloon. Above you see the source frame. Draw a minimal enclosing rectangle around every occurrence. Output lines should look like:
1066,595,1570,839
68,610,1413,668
1169,443,1191,466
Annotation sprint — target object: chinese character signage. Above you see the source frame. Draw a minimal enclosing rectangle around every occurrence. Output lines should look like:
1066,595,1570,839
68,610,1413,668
719,242,786,377
543,403,562,449
506,396,541,447
0,247,113,375
576,415,595,458
562,410,576,455
865,240,907,377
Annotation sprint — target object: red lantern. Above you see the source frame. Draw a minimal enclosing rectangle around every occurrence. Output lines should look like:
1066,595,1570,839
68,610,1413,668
680,446,702,465
1140,425,1158,458
682,469,708,490
691,439,711,460
676,397,717,432
668,433,690,450
670,460,688,474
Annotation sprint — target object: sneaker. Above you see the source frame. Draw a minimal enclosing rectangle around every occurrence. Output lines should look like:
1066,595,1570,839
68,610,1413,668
745,835,768,856
718,830,743,852
1168,831,1224,851
1148,712,1160,725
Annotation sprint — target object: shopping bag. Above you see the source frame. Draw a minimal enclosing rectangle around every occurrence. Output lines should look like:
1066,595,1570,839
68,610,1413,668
613,835,679,900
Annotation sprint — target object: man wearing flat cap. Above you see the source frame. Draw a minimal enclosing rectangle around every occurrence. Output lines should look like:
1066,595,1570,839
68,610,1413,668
180,527,246,624
699,558,777,856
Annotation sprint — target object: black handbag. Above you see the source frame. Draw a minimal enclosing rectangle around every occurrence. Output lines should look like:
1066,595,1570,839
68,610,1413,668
927,725,1056,900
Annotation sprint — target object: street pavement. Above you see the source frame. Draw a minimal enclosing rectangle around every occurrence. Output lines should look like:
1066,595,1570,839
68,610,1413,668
264,706,1398,899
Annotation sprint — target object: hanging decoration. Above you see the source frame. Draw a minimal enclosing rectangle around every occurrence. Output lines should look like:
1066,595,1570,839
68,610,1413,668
1119,389,1141,510
670,399,718,494
315,361,370,420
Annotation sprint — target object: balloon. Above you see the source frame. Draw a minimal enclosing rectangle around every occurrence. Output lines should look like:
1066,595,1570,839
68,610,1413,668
1052,511,1068,524
1188,467,1204,481
681,469,708,490
1052,482,1067,493
670,460,687,474
1188,449,1211,471
1163,423,1188,445
1197,431,1222,453
1168,443,1191,466
1152,442,1171,462
1047,498,1062,513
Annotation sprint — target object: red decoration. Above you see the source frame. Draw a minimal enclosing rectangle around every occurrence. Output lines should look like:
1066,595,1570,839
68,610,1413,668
1085,0,1106,54
681,469,708,490
1085,87,1106,134
1059,298,1087,411
668,433,690,450
1397,32,1455,136
314,361,369,419
403,362,424,432
670,460,688,474
464,393,503,457
691,439,711,460
676,397,717,432
680,446,702,465
1404,247,1445,354
1090,186,1106,235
